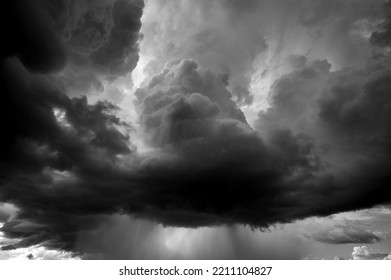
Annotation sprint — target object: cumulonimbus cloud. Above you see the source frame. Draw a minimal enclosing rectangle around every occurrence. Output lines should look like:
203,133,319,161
1,0,391,258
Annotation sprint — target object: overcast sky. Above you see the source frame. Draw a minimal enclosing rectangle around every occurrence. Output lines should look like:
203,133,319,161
1,0,391,260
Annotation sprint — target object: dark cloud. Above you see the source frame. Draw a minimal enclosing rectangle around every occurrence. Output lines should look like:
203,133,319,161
90,0,144,78
0,57,321,253
256,53,391,215
2,55,391,256
44,0,144,96
1,0,391,259
0,0,144,98
1,0,67,73
0,0,143,254
131,59,326,227
0,58,134,251
370,1,391,47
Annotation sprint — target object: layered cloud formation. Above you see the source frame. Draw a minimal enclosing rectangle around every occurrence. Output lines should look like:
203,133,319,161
352,246,390,260
1,0,391,258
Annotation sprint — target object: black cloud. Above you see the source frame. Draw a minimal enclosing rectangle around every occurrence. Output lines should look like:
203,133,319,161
0,0,142,253
0,57,320,253
1,0,391,259
1,0,67,73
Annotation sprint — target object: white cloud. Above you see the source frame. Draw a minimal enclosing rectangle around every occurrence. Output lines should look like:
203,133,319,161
352,246,389,260
0,223,78,260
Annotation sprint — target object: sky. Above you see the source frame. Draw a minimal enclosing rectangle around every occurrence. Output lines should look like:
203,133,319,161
1,0,391,260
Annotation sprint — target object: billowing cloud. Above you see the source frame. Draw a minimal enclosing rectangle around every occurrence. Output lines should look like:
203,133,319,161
131,59,326,228
0,57,321,253
352,246,390,260
334,245,391,260
1,0,391,259
140,0,385,109
42,0,145,97
140,0,269,104
0,57,136,251
256,52,391,214
0,0,143,254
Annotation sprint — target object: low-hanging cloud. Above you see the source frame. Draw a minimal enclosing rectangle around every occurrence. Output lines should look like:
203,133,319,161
1,0,391,258
0,57,324,253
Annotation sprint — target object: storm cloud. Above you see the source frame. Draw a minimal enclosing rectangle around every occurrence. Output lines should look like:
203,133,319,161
1,0,391,259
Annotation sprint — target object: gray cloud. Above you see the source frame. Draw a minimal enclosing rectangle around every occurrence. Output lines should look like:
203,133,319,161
0,0,143,254
140,0,271,104
131,59,326,227
352,246,390,260
2,0,391,259
46,0,144,96
0,57,322,253
311,224,382,245
140,0,385,108
370,1,391,47
256,50,391,213
0,203,17,223
75,214,307,260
